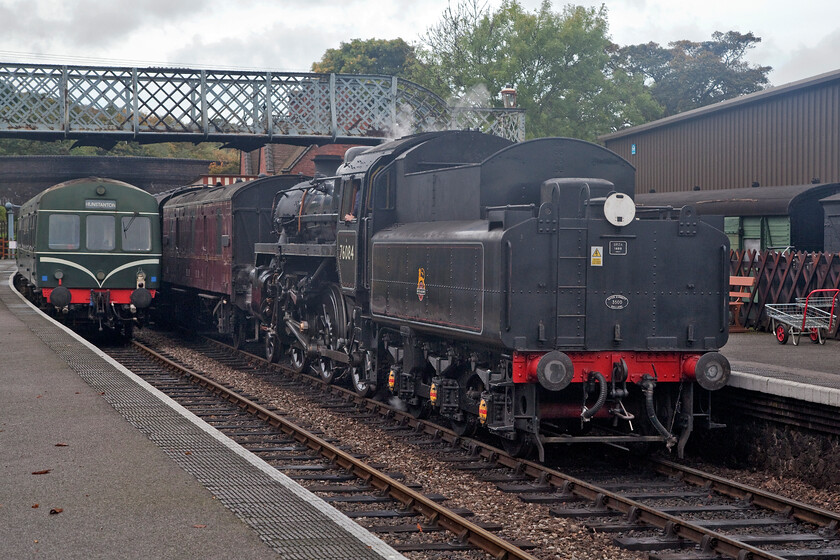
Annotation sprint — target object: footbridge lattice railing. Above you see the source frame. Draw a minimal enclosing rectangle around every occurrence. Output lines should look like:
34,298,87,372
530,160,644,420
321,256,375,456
0,63,525,146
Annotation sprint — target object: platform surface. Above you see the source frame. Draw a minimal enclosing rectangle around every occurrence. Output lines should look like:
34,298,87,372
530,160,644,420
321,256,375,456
722,330,840,406
0,260,405,560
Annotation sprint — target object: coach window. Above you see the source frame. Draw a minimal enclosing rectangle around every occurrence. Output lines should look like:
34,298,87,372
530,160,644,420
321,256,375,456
86,215,115,251
48,214,80,250
121,216,152,251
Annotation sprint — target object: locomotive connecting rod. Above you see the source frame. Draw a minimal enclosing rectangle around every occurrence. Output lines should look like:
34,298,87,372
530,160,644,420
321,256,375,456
284,316,351,364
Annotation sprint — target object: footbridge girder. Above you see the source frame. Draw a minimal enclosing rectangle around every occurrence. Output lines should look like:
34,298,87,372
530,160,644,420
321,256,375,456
0,63,525,148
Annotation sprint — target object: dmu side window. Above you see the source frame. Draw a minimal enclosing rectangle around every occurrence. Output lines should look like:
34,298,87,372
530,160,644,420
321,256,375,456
86,215,115,251
48,214,80,250
121,216,152,251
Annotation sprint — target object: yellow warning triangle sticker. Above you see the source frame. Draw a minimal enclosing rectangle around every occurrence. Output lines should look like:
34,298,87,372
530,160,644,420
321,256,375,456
592,248,601,257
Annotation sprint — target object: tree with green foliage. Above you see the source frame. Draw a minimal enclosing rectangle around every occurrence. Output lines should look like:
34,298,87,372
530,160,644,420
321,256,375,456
414,0,661,140
613,31,771,116
311,38,424,78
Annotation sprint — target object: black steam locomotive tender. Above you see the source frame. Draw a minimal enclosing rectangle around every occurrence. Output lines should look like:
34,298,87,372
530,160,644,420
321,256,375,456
253,131,731,460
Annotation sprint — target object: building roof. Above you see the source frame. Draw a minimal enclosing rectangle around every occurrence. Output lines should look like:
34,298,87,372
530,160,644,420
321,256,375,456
600,68,840,142
635,183,840,216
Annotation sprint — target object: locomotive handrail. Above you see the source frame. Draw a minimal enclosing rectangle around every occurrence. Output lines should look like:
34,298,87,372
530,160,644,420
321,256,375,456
721,245,730,333
503,240,512,332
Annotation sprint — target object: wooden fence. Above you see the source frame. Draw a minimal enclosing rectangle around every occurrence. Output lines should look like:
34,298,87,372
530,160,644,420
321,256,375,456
730,250,840,332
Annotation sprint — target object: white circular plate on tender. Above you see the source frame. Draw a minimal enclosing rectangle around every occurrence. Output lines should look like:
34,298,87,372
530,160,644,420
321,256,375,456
604,193,636,227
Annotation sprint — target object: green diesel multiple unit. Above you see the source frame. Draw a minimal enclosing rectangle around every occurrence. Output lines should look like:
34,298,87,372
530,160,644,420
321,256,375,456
14,177,161,335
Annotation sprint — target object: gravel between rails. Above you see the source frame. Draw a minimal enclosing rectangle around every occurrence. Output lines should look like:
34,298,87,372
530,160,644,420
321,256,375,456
134,331,840,559
678,459,840,514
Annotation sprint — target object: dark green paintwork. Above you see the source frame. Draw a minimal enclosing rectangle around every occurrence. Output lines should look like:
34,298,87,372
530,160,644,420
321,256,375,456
15,177,161,291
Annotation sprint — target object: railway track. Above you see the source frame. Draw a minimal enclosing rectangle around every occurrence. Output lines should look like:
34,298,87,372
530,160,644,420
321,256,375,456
102,339,538,560
117,332,840,560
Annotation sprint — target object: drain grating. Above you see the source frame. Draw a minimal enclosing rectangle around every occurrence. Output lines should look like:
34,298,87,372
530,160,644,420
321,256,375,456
1,270,405,560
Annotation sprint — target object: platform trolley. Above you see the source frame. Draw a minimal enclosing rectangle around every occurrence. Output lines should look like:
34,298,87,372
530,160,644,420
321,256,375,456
765,289,839,345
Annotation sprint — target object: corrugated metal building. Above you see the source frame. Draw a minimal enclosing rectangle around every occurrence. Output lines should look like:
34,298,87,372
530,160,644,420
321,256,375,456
599,69,840,194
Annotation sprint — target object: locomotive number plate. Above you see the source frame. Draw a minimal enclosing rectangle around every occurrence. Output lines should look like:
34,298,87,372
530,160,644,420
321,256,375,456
336,231,357,290
609,241,628,255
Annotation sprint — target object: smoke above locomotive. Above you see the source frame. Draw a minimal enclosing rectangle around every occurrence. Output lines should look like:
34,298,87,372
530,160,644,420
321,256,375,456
164,130,732,460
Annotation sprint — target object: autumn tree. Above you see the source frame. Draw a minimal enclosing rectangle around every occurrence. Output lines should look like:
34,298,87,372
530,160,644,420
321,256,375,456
613,31,771,116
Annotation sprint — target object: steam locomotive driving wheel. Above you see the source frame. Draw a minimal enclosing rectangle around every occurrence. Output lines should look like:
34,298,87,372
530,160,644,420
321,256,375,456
289,345,309,373
350,349,376,397
312,284,348,384
232,310,247,350
265,330,284,363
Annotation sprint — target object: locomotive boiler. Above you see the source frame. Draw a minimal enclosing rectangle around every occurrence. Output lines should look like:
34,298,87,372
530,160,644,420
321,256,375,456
252,131,731,459
156,175,305,346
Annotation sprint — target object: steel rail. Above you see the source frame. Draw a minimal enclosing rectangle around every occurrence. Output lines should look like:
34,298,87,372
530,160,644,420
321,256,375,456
650,457,840,530
197,336,811,560
130,339,537,560
464,452,788,560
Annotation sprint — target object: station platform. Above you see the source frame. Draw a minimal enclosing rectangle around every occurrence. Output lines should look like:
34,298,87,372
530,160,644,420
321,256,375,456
0,260,406,560
722,330,840,407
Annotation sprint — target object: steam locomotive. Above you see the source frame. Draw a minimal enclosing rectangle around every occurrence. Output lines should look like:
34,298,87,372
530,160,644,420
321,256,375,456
162,131,731,459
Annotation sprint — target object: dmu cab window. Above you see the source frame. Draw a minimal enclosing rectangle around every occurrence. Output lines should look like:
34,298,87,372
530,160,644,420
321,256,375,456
121,216,152,251
48,214,80,250
86,215,115,251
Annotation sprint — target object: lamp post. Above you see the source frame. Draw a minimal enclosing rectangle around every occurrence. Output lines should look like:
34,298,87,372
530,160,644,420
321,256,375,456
500,85,517,109
5,202,18,258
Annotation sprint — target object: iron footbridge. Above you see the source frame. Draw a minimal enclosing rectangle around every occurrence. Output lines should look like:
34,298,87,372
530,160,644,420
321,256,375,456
0,63,525,148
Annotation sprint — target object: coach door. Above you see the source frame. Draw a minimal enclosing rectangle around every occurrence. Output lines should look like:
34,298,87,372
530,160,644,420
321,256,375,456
336,176,363,294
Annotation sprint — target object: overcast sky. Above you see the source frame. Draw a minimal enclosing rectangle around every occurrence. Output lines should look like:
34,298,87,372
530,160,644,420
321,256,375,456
0,0,837,87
